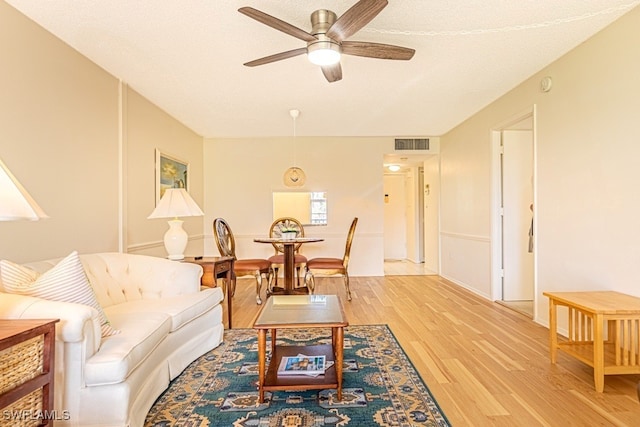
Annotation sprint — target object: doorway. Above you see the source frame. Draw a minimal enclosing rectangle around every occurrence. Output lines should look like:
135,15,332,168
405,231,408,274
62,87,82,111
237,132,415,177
491,108,536,318
383,156,439,276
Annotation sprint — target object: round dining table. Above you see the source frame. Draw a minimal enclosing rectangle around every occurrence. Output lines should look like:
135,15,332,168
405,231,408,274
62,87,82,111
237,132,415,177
254,237,323,295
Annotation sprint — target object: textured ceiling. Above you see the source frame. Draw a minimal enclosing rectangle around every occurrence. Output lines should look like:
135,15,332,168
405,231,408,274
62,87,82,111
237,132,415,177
5,0,639,138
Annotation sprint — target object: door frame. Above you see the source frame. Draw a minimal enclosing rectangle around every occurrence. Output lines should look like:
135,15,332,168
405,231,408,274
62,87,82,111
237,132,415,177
490,105,537,316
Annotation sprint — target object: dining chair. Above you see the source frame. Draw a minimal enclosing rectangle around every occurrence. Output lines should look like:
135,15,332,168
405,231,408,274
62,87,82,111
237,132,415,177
213,218,272,305
268,217,307,293
304,217,358,301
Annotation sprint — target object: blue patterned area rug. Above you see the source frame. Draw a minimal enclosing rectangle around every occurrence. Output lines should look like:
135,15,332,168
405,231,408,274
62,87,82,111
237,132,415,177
145,324,450,426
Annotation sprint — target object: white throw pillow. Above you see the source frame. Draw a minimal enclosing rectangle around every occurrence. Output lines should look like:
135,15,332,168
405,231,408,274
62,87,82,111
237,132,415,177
1,251,119,337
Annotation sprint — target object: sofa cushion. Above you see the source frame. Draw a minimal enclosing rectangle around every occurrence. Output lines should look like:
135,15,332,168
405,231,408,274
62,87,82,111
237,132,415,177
0,251,119,337
104,287,223,332
84,310,172,386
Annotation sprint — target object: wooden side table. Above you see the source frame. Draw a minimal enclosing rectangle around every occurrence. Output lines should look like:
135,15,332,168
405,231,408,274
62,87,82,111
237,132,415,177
544,291,640,392
183,256,235,328
0,319,59,425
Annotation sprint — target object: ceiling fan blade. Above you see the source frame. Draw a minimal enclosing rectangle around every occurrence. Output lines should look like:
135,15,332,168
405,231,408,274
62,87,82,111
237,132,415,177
321,63,343,83
244,48,307,67
342,41,415,60
326,0,388,42
238,7,317,43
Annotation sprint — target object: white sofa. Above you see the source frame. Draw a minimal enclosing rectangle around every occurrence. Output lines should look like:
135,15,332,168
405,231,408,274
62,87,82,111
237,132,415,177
0,252,224,427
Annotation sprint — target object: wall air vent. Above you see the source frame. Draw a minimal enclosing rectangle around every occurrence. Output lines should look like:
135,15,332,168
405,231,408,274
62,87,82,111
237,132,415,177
394,138,430,150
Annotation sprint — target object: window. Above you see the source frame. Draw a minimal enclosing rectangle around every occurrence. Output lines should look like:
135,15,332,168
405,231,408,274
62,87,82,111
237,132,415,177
273,192,327,226
309,192,327,225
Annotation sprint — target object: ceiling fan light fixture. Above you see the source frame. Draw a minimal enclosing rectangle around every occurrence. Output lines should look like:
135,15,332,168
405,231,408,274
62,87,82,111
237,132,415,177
307,40,341,66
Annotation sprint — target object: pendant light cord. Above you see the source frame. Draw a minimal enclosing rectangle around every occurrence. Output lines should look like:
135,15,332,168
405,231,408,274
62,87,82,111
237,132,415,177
290,109,299,167
283,109,305,187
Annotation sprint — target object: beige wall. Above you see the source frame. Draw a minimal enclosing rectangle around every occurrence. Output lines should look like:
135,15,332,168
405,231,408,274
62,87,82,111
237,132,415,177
125,88,204,258
0,2,204,263
203,137,389,276
0,1,119,263
440,6,640,325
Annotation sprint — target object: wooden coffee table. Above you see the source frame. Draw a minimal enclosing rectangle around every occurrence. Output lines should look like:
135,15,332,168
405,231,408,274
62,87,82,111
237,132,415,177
253,295,348,403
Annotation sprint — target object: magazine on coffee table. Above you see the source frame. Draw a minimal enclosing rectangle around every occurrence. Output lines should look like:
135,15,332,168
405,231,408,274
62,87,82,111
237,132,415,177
277,355,329,376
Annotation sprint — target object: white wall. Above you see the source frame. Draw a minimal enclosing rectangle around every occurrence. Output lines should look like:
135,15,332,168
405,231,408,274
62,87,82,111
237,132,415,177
203,137,390,276
440,6,640,325
440,109,493,297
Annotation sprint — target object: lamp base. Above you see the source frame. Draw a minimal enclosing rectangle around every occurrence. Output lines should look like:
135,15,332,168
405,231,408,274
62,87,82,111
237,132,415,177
164,219,188,261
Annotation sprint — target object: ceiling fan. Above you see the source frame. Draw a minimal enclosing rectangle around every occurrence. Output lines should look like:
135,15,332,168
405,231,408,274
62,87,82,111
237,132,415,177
238,0,415,83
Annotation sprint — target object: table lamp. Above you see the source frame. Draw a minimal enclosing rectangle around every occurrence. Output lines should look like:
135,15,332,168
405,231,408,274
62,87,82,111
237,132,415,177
148,188,204,260
0,157,48,221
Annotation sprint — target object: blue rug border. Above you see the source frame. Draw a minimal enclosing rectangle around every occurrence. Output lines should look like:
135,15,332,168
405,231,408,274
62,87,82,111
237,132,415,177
377,323,452,425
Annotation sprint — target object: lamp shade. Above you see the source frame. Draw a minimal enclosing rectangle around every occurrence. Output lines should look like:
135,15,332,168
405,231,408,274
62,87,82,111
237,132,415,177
0,157,49,221
148,188,204,219
147,188,203,261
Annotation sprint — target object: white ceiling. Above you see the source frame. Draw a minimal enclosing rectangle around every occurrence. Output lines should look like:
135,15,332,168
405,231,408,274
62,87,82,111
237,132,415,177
5,0,638,138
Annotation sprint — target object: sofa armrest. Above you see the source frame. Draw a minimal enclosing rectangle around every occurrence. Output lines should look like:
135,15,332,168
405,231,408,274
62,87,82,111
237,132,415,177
155,260,203,295
0,292,101,353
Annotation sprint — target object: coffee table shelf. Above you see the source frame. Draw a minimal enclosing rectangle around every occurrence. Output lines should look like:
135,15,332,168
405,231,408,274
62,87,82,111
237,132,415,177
265,344,337,390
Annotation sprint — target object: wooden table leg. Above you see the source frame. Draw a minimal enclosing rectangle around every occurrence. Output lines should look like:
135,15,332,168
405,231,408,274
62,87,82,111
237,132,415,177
226,269,234,329
332,327,336,349
43,323,56,423
593,314,605,392
257,329,266,403
549,298,558,364
335,326,344,401
283,243,295,293
270,329,277,355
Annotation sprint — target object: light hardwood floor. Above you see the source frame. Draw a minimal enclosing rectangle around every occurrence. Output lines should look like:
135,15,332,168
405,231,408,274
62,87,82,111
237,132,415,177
384,259,438,276
226,275,640,426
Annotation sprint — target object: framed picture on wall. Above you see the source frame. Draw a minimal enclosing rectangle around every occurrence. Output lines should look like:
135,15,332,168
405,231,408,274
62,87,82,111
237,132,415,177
155,149,189,205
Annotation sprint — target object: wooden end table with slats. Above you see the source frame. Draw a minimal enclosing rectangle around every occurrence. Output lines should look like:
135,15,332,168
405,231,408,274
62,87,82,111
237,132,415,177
544,291,640,392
